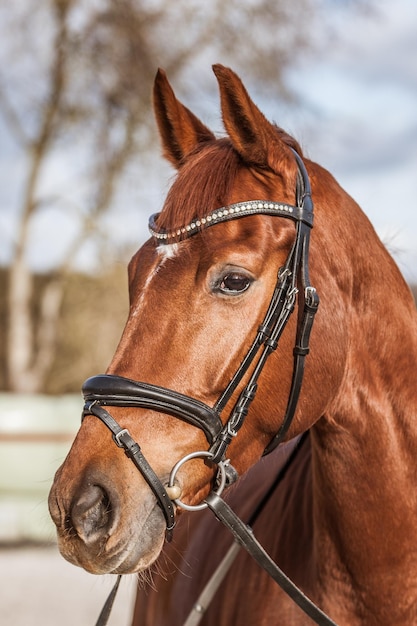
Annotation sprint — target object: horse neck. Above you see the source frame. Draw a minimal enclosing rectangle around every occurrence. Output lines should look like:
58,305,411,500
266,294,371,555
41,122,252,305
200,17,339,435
311,213,417,621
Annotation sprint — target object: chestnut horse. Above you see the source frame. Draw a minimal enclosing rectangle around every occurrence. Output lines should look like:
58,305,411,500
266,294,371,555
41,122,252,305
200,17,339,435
49,66,417,626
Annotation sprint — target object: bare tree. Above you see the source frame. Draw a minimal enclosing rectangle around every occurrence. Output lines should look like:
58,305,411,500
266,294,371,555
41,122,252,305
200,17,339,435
0,0,357,393
1,0,162,391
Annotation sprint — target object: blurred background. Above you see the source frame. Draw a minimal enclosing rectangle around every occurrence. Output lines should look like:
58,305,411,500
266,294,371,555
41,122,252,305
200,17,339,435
0,0,416,624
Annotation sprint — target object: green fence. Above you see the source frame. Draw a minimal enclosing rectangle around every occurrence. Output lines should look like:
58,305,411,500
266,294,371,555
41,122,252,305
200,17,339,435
0,394,81,543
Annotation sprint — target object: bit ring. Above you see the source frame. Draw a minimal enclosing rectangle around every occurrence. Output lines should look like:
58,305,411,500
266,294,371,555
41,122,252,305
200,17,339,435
168,451,227,511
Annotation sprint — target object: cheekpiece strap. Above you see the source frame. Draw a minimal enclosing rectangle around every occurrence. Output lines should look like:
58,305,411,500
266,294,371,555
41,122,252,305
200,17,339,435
149,199,313,243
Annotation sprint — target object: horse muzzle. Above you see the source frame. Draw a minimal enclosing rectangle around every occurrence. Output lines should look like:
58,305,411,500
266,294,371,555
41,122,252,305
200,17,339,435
49,462,167,574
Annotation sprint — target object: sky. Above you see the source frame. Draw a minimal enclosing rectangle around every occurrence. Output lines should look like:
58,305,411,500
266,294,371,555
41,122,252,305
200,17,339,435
279,0,417,282
0,0,416,282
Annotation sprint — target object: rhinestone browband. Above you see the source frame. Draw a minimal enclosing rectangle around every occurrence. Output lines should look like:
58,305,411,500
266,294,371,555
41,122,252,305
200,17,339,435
148,199,312,243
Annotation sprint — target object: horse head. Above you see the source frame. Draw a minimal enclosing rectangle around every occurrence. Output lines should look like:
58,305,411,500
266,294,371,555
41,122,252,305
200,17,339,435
49,65,362,576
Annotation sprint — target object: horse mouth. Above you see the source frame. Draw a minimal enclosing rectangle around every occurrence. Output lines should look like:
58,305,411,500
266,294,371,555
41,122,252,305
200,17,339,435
57,501,167,575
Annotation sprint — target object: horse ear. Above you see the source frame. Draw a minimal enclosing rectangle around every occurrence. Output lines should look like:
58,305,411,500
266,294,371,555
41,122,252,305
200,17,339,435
213,64,292,171
153,68,215,168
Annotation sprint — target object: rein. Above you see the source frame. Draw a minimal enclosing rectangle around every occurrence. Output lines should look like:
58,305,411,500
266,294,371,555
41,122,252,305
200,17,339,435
83,150,337,625
183,432,309,625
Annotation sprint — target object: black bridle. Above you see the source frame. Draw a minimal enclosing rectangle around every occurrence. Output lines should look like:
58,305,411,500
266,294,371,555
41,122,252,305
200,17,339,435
82,150,336,625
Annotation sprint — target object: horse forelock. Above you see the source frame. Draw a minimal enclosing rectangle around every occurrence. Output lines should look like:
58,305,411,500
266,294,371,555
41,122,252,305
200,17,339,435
156,139,239,233
155,132,302,235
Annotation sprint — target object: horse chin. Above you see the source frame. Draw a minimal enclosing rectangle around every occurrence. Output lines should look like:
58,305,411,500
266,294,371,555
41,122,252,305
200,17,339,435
57,502,166,575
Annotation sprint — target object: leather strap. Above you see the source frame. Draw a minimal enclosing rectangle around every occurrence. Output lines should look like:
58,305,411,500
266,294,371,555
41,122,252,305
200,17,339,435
94,575,122,626
83,375,222,445
183,434,307,625
85,402,176,534
205,492,337,626
264,283,319,455
149,198,313,243
183,541,241,626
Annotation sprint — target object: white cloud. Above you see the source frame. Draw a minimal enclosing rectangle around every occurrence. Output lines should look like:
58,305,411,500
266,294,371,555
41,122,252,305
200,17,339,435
279,0,417,282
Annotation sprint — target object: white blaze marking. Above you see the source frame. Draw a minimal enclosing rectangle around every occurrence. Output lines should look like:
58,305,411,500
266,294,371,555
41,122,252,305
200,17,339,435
156,243,179,260
131,244,179,316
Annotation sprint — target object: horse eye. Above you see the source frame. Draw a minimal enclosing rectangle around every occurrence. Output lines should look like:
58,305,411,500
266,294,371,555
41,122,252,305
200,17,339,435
219,273,252,294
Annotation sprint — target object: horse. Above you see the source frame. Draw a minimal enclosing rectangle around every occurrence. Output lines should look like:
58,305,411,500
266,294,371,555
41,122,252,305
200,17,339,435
49,65,417,626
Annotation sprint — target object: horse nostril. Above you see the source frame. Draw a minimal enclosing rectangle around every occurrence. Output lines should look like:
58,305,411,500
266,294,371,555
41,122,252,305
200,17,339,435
71,484,112,544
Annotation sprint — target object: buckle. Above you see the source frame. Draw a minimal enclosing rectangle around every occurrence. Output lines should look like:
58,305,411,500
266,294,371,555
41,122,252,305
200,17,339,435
113,428,130,448
305,286,319,308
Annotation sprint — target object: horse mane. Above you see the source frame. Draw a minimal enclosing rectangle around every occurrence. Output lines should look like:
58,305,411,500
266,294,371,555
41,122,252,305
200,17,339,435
157,129,303,233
